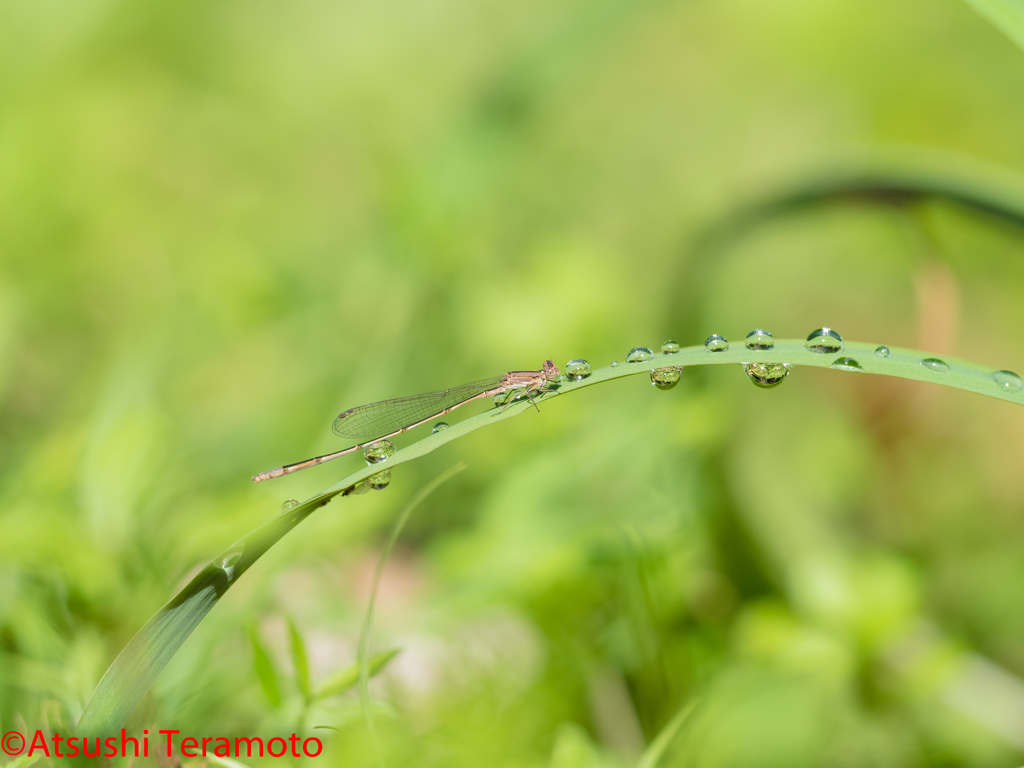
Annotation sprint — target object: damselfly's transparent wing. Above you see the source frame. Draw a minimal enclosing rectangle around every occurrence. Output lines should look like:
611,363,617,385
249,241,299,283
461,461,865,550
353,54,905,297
331,377,504,441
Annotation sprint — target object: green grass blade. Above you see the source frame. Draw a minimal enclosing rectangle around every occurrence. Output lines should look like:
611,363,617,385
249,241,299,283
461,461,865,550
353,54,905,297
357,462,467,761
76,339,1023,736
247,624,281,707
288,618,311,700
635,701,697,768
313,648,401,700
962,0,1024,53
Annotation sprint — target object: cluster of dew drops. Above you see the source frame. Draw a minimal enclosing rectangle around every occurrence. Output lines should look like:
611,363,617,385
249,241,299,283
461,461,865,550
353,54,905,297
278,329,1023,508
559,327,1024,394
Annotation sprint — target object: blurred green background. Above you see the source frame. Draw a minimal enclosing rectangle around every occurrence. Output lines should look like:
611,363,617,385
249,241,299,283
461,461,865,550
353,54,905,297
3,0,1024,765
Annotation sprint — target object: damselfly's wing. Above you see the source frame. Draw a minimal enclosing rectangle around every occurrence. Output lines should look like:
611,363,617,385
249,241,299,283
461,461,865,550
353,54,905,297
331,377,504,441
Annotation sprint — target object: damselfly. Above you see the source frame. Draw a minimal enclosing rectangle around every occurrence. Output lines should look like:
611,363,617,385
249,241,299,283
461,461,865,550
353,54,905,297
253,360,561,482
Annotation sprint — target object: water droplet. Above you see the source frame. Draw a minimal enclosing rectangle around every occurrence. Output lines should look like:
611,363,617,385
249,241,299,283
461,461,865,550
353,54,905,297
805,327,843,354
281,499,299,512
221,551,242,569
874,345,891,358
744,329,774,351
370,469,391,490
626,346,654,363
921,358,949,372
432,422,449,434
493,390,528,406
611,361,619,367
566,358,592,380
650,366,682,390
992,370,1024,393
831,357,862,372
742,362,791,389
364,440,396,464
348,478,372,496
661,340,681,354
704,334,729,352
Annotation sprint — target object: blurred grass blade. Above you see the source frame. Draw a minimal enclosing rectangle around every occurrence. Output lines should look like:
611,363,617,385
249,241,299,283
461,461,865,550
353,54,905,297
962,0,1024,52
247,624,281,707
288,618,311,699
203,756,253,768
2,755,42,768
358,464,467,703
74,488,344,737
635,701,697,768
314,648,401,700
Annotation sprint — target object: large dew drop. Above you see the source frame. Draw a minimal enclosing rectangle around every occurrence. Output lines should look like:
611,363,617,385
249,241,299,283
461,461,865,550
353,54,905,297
831,357,862,372
992,370,1024,393
704,334,729,352
626,346,654,363
432,422,449,434
364,440,396,464
661,340,681,354
650,366,682,391
281,499,299,513
874,345,891,358
805,327,843,354
370,469,391,490
921,358,949,372
745,329,774,351
566,358,592,380
743,361,791,389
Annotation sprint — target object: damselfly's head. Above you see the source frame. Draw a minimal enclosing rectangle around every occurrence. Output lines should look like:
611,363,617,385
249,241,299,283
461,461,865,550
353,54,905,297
543,360,560,379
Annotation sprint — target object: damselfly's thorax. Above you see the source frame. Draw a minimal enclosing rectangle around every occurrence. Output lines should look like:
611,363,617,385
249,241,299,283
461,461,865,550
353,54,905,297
500,360,560,390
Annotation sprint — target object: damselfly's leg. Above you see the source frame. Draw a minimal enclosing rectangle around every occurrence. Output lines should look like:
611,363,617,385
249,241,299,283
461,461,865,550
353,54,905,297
524,387,541,413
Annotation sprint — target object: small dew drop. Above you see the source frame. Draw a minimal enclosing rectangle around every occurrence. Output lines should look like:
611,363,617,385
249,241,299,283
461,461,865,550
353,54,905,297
281,498,299,513
221,551,242,569
370,469,391,490
805,327,843,354
626,346,654,363
364,440,396,464
661,340,681,354
874,345,891,358
831,357,862,372
650,366,682,391
992,370,1024,393
921,358,949,372
493,390,528,406
704,334,729,352
744,329,774,351
611,361,619,367
348,479,372,496
432,422,449,434
742,361,791,389
566,358,592,380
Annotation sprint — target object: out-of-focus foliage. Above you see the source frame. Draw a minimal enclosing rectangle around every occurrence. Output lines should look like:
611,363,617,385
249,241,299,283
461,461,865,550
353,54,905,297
2,0,1024,766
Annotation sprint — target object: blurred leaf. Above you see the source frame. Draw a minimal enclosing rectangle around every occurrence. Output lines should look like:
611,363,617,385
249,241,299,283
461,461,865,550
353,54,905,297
247,624,280,707
287,618,310,700
549,723,605,768
635,701,696,768
1,755,42,768
314,648,401,700
962,0,1024,53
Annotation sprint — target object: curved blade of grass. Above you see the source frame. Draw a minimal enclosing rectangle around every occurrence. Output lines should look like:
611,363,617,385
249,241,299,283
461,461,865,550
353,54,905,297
76,340,1023,736
314,648,401,700
247,624,281,707
357,462,467,765
635,700,697,768
962,0,1024,53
